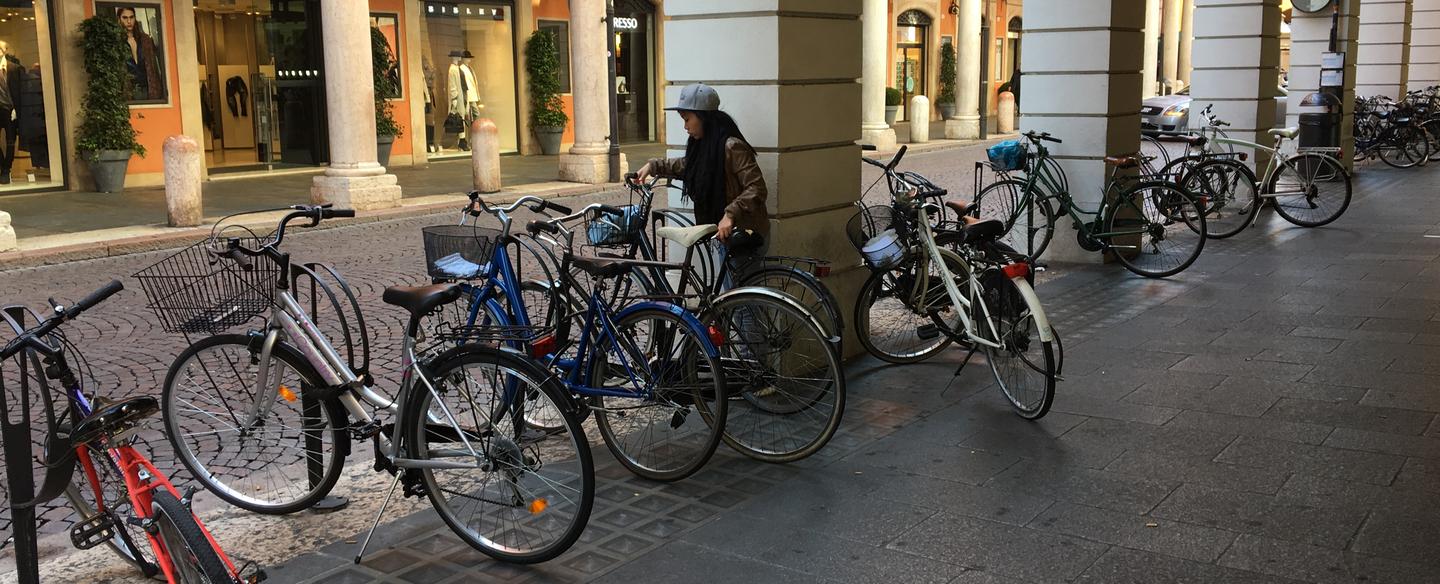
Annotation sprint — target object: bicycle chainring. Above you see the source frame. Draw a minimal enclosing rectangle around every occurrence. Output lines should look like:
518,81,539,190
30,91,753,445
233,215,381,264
1076,223,1105,252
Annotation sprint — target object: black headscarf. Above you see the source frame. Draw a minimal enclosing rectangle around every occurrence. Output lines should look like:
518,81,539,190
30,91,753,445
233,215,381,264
680,110,755,224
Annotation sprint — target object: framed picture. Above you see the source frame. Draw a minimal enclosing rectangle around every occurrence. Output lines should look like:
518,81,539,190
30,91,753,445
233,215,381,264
370,13,403,99
96,2,169,105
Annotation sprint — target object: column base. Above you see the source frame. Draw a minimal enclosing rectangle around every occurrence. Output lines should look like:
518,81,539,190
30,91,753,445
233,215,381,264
559,152,628,184
311,173,402,211
860,126,897,150
0,210,15,253
945,116,981,140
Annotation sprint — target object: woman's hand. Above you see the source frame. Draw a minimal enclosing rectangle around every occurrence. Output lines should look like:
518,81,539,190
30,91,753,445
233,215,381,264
717,215,736,243
635,163,653,184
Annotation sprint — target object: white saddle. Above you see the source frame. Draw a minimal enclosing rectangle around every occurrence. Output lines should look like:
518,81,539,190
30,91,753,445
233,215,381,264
1269,127,1299,139
655,224,718,248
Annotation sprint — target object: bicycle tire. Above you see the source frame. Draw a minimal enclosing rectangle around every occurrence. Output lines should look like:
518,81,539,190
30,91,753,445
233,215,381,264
982,275,1057,419
592,307,728,482
706,291,845,463
409,344,594,564
1422,119,1440,162
150,490,233,583
853,250,966,364
161,334,348,514
1103,181,1207,278
1379,125,1428,168
1268,153,1352,228
974,179,1056,260
738,265,845,345
1179,158,1259,239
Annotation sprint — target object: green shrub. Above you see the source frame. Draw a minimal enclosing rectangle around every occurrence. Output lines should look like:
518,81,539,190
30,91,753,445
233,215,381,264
885,87,903,107
525,30,568,129
75,15,144,160
939,42,957,104
372,27,402,138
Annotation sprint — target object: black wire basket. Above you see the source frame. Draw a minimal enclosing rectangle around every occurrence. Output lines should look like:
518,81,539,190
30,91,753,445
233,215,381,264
423,224,501,280
133,238,278,334
846,204,906,271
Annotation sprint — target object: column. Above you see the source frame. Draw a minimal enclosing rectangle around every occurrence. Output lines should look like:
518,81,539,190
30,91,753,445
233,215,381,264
1189,0,1282,168
1020,0,1144,263
1355,0,1413,98
663,0,864,351
1143,0,1162,96
946,0,983,139
1162,0,1182,89
559,0,624,184
1178,0,1195,85
1287,0,1360,165
860,0,897,149
1411,0,1440,88
311,0,401,210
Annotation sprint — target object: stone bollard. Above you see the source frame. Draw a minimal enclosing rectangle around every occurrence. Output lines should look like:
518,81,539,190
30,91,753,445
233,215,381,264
909,95,930,143
163,135,203,227
0,210,16,253
998,92,1016,134
471,118,502,194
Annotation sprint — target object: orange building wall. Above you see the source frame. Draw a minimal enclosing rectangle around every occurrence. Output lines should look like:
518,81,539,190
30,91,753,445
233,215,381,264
534,0,575,146
371,0,412,158
86,1,185,176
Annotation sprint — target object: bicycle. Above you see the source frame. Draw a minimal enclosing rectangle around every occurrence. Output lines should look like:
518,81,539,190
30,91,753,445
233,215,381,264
1353,95,1432,168
139,205,595,564
2,281,263,583
971,131,1209,278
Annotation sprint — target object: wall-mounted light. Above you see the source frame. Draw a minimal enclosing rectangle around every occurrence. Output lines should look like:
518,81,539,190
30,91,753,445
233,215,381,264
948,1,959,15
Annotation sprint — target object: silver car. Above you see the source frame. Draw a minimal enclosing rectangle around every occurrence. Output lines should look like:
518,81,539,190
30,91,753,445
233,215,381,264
1142,86,1290,135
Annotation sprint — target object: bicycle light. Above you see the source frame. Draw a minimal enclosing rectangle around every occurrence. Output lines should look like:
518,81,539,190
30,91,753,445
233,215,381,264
814,265,831,278
530,334,558,359
708,325,727,348
1002,263,1031,280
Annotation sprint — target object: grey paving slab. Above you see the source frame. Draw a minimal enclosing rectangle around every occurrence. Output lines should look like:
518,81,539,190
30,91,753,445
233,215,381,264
1213,436,1406,486
1261,397,1435,436
588,541,832,584
1076,547,1307,584
1323,427,1440,460
1166,410,1336,445
1027,501,1237,564
1122,376,1286,418
1149,483,1369,550
1220,534,1436,584
1103,450,1292,495
887,512,1110,584
866,468,1055,526
983,459,1179,515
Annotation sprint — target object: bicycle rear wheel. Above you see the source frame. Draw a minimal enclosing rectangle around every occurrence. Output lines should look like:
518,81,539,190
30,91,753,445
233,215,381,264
982,275,1056,419
1103,182,1207,278
738,265,844,346
1268,153,1352,227
1379,125,1429,168
1179,158,1259,239
974,179,1055,260
706,291,845,463
150,490,233,583
410,345,593,564
592,307,727,482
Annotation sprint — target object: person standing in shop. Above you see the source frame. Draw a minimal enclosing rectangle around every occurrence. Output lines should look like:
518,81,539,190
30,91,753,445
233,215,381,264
0,42,25,184
117,6,164,101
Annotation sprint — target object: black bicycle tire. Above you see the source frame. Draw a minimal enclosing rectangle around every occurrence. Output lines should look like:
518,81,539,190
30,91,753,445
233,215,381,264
1181,158,1259,239
984,277,1057,420
1422,119,1440,162
1379,125,1427,168
1103,181,1207,278
161,334,348,515
1266,153,1353,228
150,490,233,583
974,178,1056,260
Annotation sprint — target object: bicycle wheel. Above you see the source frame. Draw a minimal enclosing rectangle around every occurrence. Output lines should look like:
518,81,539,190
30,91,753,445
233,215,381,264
974,179,1056,260
706,291,845,463
853,249,967,364
1379,125,1429,168
592,307,727,482
1422,119,1440,162
982,274,1056,419
150,490,233,583
65,451,158,576
1103,181,1206,278
1268,153,1352,228
738,265,844,345
410,345,593,564
1179,158,1259,239
162,334,348,514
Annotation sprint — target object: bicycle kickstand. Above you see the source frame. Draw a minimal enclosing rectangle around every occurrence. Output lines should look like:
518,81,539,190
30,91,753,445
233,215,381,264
952,340,981,376
354,471,403,564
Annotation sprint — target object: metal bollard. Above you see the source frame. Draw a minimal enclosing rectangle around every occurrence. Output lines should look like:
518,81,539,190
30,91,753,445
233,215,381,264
0,210,15,253
471,118,502,194
998,92,1016,134
163,135,203,227
909,95,930,143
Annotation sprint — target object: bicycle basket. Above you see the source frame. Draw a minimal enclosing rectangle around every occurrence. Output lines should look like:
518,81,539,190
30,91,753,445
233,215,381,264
423,224,501,280
846,205,905,271
987,139,1029,171
586,204,646,246
133,237,279,334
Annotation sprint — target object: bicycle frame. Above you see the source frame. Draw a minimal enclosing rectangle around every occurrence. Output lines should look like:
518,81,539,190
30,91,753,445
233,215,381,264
1000,145,1164,245
1194,127,1346,200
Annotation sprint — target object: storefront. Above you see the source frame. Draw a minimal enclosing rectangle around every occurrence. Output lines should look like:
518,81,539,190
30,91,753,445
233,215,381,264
419,0,519,159
612,0,655,144
0,1,65,194
895,9,930,122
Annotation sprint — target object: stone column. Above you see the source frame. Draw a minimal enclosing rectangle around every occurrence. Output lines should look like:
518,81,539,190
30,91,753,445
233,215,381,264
1020,0,1144,263
1288,0,1361,165
163,136,203,227
1162,0,1182,89
1189,0,1283,169
1356,0,1413,98
1411,0,1440,88
559,0,624,183
861,0,897,148
663,0,863,352
1178,0,1196,85
1143,0,1162,96
311,0,401,210
946,0,983,139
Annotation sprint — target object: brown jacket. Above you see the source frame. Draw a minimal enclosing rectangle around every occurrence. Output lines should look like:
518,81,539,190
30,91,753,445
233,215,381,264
646,137,769,237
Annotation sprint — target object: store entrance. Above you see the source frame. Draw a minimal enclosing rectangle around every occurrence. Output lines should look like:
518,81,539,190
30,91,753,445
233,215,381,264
194,0,328,173
613,0,654,143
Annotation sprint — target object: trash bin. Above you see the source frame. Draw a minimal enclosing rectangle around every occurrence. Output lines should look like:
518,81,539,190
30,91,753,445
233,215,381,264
1298,92,1342,149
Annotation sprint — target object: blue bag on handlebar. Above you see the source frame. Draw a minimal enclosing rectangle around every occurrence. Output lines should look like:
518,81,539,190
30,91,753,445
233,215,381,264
986,140,1028,171
586,204,646,246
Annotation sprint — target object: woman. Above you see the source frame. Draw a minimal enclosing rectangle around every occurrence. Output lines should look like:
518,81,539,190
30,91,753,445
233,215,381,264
635,83,768,246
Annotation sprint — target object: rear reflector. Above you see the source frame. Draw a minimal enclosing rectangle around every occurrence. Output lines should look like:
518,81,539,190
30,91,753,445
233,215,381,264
1002,263,1030,280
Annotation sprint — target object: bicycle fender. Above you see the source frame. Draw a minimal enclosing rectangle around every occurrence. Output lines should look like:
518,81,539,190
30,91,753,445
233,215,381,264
615,301,721,358
712,286,842,345
1008,277,1055,343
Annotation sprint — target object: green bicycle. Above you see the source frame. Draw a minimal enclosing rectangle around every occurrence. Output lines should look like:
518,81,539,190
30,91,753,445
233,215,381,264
975,131,1209,278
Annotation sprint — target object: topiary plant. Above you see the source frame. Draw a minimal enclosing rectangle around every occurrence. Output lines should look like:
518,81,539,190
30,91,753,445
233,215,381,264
371,27,402,138
75,14,144,160
885,87,903,107
939,42,957,105
524,30,569,129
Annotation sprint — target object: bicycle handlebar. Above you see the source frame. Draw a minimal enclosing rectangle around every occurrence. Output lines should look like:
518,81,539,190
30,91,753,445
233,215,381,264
1023,131,1062,143
215,204,353,260
525,202,618,236
1,280,123,360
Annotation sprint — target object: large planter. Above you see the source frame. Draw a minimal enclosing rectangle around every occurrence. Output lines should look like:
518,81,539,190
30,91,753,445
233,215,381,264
377,134,396,167
86,150,131,193
938,103,957,120
884,106,899,126
535,126,564,155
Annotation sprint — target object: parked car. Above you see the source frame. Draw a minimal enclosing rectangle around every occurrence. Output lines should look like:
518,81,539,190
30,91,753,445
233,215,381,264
1141,86,1291,136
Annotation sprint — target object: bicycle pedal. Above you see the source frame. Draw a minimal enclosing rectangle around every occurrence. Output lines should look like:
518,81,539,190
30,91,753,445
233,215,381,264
670,409,687,429
240,564,268,583
916,324,941,340
70,513,118,550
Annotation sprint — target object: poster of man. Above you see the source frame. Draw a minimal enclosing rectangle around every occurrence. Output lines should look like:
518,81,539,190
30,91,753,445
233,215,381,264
99,3,167,103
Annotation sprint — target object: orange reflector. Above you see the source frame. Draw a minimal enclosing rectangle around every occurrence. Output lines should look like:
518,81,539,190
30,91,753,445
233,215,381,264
814,265,831,278
1001,263,1030,280
530,334,558,359
707,325,726,348
277,385,297,402
529,498,548,515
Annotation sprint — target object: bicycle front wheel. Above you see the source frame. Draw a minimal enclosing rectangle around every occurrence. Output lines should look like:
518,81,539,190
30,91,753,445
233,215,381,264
983,275,1056,419
1269,153,1352,227
1103,182,1207,278
1379,125,1429,168
593,307,728,482
162,334,348,514
150,490,233,583
410,345,594,564
974,178,1056,260
853,249,967,364
707,291,845,463
1180,158,1258,239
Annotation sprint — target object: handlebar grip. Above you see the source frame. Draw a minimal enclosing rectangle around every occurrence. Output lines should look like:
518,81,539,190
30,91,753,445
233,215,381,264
887,145,908,170
322,208,356,219
624,172,639,183
920,188,948,199
861,157,886,168
546,201,574,215
1042,134,1062,143
68,280,124,319
527,220,561,235
223,247,254,271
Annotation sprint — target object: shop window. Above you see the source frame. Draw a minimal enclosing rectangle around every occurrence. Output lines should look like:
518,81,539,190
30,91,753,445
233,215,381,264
0,1,64,190
538,19,571,94
420,1,519,157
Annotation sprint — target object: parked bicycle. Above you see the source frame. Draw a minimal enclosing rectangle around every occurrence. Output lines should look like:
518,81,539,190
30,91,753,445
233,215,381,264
1353,94,1432,168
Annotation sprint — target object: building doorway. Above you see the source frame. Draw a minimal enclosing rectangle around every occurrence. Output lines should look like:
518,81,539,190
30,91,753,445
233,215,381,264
614,0,655,143
895,10,930,122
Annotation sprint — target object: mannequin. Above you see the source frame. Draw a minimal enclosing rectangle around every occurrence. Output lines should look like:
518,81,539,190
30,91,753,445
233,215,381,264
460,50,480,119
422,55,436,153
0,41,23,184
445,50,467,149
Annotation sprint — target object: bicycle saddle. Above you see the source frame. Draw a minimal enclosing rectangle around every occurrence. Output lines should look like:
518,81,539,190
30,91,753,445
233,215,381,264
945,200,974,216
1268,127,1299,139
71,396,160,445
1103,155,1140,169
960,220,1007,245
383,283,462,318
1175,134,1207,146
728,230,765,255
655,224,717,248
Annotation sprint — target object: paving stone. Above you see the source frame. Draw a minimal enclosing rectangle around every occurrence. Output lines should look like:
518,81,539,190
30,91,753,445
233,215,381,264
1166,410,1335,445
843,433,1023,486
1220,534,1436,584
1357,387,1440,413
1349,504,1440,567
1028,501,1236,563
1170,354,1314,382
1215,436,1406,486
1123,376,1285,418
887,512,1109,584
1050,393,1182,425
983,459,1179,515
862,468,1054,526
1059,417,1238,460
1149,483,1368,550
589,541,830,584
1323,427,1440,460
1261,397,1435,436
1103,449,1291,495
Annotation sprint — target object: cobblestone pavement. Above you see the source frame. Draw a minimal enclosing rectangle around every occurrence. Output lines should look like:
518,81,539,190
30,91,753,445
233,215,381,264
7,143,1440,584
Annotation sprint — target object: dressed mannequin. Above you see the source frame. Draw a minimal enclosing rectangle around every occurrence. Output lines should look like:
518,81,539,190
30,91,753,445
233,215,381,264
460,50,480,119
422,55,436,153
0,41,24,184
444,50,467,149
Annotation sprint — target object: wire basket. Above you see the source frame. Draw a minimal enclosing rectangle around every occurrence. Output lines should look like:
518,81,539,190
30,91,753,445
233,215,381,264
846,205,906,271
133,238,278,334
586,204,647,247
423,224,501,280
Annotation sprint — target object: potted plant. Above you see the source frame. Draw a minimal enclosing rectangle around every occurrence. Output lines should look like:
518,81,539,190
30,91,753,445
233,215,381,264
885,87,902,126
75,15,144,193
938,42,958,119
372,27,402,167
525,29,568,155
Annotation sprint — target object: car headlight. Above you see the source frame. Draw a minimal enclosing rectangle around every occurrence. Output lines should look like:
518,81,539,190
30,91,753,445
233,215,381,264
1163,105,1189,117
